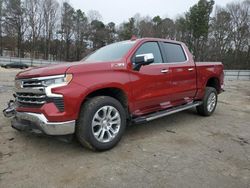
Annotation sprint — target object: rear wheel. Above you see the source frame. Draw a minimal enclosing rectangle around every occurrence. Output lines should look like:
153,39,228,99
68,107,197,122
197,87,218,116
76,96,126,151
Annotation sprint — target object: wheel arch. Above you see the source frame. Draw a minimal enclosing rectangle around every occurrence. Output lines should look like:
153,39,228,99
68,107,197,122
206,77,220,93
79,86,130,119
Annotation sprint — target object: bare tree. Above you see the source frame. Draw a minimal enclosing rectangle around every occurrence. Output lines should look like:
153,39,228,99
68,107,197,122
227,0,250,61
24,0,43,59
160,18,175,39
4,0,28,57
74,9,87,60
87,10,102,22
175,16,190,44
209,6,232,60
106,22,117,43
42,0,58,59
61,2,75,61
139,21,154,38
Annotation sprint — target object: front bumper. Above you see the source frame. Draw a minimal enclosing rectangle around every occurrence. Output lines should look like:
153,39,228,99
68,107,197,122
3,101,75,135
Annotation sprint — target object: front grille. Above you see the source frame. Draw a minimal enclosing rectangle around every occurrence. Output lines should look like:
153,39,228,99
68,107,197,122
16,93,46,105
15,77,65,112
15,78,46,106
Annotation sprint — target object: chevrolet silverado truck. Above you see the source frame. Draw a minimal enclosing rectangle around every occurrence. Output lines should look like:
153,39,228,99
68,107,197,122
3,38,224,151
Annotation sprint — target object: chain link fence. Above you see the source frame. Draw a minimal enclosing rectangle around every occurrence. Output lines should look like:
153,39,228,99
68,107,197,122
0,56,62,66
224,70,250,81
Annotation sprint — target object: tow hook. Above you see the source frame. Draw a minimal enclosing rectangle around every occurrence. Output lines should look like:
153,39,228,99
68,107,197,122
3,100,16,118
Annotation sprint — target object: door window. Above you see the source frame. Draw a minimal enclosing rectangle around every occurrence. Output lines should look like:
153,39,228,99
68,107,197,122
134,42,163,64
162,43,187,63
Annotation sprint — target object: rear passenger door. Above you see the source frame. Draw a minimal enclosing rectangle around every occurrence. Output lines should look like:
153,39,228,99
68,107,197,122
160,42,196,104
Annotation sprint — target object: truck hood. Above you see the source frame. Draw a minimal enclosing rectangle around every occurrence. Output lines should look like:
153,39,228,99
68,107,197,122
16,62,85,79
16,60,124,79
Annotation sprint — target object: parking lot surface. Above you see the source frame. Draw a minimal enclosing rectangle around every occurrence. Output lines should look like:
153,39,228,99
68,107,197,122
0,68,249,188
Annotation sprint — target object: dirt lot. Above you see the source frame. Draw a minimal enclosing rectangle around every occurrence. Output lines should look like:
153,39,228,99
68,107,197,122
0,68,249,188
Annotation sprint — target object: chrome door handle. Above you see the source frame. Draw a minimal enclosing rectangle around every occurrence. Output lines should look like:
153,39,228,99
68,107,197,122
161,69,169,73
188,68,194,71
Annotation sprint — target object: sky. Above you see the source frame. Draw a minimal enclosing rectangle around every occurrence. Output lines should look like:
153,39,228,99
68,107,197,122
68,0,241,24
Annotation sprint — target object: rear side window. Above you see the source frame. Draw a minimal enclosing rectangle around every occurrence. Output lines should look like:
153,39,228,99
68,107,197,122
163,43,187,63
134,42,163,64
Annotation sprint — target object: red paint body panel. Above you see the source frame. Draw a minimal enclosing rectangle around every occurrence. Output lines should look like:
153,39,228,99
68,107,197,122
16,82,88,122
195,62,224,99
15,38,224,122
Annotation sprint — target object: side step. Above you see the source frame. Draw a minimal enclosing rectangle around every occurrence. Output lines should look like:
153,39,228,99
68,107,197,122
132,101,202,124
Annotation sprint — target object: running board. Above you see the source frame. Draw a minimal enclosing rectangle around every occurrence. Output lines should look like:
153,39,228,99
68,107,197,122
132,101,202,124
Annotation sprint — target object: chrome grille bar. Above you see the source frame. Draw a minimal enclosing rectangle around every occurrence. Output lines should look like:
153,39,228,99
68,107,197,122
16,93,46,99
23,83,45,87
17,98,46,104
22,79,45,88
16,78,46,106
15,88,45,94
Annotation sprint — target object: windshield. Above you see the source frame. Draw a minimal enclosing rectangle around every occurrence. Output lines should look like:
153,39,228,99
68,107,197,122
84,41,136,62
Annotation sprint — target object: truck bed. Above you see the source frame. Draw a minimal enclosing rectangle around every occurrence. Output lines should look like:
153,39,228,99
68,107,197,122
195,61,224,95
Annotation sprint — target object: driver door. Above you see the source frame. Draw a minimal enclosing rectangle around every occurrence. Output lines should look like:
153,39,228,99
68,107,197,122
130,41,172,115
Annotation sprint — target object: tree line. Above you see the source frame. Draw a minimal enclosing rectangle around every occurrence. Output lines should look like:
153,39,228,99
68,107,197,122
0,0,249,69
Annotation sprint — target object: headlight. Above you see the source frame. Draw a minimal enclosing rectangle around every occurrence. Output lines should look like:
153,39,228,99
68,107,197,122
44,74,73,97
43,74,73,87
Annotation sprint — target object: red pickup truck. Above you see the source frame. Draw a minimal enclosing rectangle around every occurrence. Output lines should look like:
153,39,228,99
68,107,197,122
3,38,224,151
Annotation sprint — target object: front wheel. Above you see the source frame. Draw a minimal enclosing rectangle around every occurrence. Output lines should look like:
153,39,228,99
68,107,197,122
196,87,218,116
76,96,126,151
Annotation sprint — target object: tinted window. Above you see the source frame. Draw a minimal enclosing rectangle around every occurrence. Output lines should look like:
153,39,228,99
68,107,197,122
134,42,163,63
84,41,136,62
163,43,187,63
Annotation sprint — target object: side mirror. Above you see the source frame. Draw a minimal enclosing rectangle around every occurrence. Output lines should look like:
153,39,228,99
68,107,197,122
134,53,154,71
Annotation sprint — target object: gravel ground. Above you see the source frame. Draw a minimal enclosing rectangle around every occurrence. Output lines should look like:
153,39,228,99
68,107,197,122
0,68,249,188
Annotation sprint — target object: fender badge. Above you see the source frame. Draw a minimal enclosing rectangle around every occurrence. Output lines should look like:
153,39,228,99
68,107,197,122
111,63,125,68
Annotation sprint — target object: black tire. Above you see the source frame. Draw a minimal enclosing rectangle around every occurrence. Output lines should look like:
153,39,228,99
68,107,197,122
76,96,126,151
196,87,218,116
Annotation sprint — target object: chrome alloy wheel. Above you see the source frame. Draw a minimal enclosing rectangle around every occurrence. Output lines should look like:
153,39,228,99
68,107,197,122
91,106,121,143
207,92,216,112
